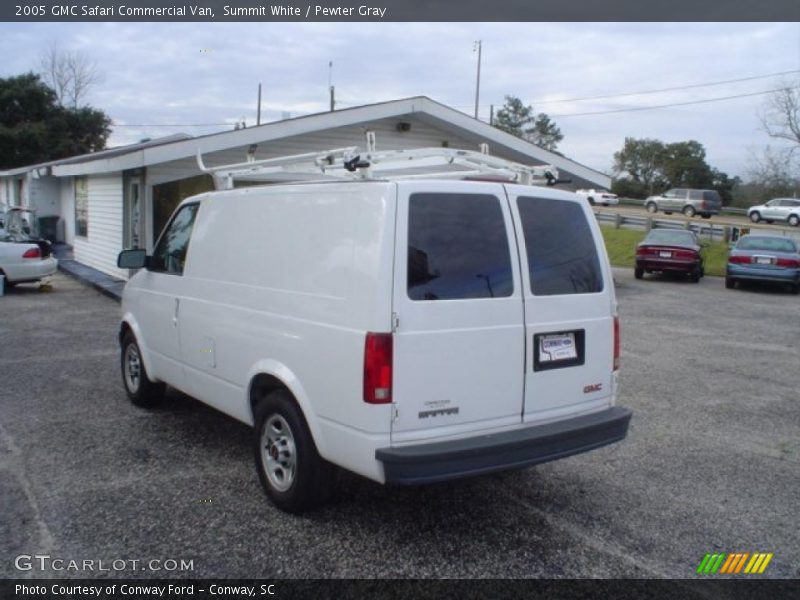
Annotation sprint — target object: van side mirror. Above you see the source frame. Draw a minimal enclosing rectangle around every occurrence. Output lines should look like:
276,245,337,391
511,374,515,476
118,248,148,269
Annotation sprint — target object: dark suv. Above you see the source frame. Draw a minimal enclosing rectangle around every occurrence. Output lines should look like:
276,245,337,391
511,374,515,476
644,189,722,219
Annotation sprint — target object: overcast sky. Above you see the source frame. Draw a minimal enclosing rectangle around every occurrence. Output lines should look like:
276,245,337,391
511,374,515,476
1,22,798,178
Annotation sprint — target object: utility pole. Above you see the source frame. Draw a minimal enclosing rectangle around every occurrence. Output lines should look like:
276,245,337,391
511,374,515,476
328,61,335,112
257,83,262,125
473,40,482,119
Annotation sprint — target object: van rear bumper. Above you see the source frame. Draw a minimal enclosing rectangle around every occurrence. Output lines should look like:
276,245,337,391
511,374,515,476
376,406,632,485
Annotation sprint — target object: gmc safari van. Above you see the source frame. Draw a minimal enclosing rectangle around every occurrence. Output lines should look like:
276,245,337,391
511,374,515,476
117,148,631,513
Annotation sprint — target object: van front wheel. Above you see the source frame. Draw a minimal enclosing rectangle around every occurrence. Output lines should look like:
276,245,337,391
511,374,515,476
121,332,165,407
254,390,334,513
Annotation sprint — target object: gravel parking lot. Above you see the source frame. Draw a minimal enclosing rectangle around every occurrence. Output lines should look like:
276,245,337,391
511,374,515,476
1,271,798,579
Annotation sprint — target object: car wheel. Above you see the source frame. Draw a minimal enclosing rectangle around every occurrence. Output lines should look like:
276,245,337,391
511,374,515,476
254,389,334,513
683,205,696,217
788,214,800,227
121,331,165,407
690,268,700,283
749,212,761,223
634,267,644,280
766,220,774,224
646,203,657,214
790,283,800,295
700,214,711,219
725,277,736,290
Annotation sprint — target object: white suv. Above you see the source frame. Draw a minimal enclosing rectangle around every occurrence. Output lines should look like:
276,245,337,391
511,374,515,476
117,158,631,513
748,198,800,227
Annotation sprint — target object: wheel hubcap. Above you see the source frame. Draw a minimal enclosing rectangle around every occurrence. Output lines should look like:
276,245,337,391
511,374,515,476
260,414,296,492
124,345,141,393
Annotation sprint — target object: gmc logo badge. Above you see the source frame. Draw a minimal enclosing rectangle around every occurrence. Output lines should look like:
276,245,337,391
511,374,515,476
583,383,603,394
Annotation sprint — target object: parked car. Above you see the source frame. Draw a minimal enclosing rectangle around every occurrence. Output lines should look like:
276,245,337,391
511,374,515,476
0,208,57,288
116,153,631,513
747,198,800,227
634,228,705,282
0,239,58,288
644,188,722,218
575,189,619,206
726,234,800,294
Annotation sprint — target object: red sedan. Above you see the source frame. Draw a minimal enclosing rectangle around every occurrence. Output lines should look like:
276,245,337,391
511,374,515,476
634,229,705,283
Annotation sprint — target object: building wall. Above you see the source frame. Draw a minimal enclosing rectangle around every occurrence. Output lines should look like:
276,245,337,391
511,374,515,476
73,173,127,279
28,176,60,217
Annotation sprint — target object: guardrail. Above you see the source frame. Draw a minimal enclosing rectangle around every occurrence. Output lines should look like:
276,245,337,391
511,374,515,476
595,211,800,243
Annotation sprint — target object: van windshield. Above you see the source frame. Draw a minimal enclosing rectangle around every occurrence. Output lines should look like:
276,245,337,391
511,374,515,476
516,196,603,295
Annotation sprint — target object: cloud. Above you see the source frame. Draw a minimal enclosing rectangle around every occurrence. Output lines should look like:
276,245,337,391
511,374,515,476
0,21,797,176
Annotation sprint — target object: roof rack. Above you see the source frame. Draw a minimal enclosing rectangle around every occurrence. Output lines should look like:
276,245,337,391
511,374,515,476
196,132,563,191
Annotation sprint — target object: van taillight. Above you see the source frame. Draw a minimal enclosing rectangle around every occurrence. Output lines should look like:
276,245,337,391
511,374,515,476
364,332,392,404
22,247,41,259
613,316,620,371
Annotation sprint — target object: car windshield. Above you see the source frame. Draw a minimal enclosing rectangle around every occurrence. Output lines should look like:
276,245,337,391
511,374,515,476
643,230,695,245
736,237,797,253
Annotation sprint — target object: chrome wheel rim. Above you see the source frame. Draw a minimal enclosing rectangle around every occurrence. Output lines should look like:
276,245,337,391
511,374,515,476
124,344,141,393
260,414,296,492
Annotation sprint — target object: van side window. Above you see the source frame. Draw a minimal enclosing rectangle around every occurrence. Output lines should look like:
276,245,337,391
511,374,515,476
517,196,603,295
407,193,513,301
149,203,199,275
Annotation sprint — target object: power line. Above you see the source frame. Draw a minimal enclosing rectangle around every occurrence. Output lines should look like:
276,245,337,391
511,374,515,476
112,122,230,127
551,88,784,118
532,69,800,104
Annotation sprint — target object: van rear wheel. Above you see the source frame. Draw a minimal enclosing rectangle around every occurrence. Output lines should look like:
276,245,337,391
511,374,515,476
121,331,165,407
254,389,334,513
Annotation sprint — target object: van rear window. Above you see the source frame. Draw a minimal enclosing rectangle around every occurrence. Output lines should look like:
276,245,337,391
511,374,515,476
408,193,513,300
516,196,603,295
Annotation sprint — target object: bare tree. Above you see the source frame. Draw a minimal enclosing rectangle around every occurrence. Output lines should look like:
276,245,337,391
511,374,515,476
760,80,800,151
39,41,101,108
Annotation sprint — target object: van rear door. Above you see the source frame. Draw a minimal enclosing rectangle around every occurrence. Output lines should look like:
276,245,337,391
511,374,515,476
390,181,525,444
506,188,617,423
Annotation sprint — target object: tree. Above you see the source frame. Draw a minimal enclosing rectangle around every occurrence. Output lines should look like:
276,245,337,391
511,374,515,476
611,137,735,202
659,140,713,189
493,95,564,151
39,41,101,108
0,72,111,169
760,80,800,150
612,138,666,196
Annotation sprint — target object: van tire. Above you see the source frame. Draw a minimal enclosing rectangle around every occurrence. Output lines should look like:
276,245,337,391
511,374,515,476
683,205,696,217
646,203,657,214
749,212,761,223
121,331,165,407
788,214,800,227
254,390,334,513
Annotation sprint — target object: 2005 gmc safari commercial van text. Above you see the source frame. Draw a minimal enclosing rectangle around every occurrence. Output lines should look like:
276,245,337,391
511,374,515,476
118,167,631,513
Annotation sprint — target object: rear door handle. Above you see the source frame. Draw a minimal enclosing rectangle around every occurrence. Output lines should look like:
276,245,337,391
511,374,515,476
173,298,180,326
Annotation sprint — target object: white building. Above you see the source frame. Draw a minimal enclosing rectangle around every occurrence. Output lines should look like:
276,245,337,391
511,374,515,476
0,96,610,279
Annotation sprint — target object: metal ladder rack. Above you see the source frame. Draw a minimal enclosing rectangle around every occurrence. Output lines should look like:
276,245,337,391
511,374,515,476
197,132,561,191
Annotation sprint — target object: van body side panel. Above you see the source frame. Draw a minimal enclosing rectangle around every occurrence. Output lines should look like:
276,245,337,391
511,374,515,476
177,182,394,480
129,270,186,386
390,181,526,444
505,186,617,422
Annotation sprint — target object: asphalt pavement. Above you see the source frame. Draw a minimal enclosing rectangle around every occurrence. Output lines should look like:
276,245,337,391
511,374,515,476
1,271,798,579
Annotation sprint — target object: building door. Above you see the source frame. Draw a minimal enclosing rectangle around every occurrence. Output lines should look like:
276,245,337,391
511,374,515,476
123,173,143,249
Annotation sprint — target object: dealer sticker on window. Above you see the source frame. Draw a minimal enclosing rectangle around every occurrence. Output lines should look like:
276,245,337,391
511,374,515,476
539,333,578,362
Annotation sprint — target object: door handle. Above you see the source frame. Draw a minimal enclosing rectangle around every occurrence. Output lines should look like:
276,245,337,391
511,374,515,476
173,298,180,327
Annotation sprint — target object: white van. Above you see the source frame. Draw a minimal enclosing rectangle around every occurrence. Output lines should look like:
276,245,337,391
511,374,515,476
117,147,631,513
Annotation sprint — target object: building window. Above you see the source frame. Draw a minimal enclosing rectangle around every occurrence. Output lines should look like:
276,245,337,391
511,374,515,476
75,177,88,237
